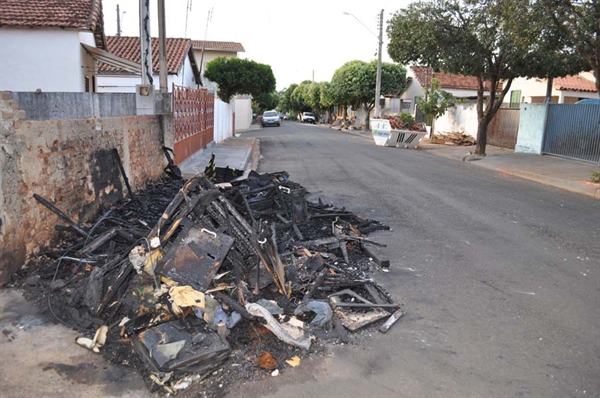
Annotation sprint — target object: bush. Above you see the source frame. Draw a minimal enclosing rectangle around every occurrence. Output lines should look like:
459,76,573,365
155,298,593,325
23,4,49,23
399,113,415,129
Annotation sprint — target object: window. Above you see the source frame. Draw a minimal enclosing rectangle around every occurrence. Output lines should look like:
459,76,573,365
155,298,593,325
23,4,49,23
509,90,521,108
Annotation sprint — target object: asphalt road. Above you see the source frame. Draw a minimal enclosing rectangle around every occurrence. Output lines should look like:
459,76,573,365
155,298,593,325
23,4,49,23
228,122,600,398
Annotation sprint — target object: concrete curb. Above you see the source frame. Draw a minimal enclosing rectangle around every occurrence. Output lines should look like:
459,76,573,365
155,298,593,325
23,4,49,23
329,126,372,141
238,137,255,171
424,147,600,199
494,167,600,199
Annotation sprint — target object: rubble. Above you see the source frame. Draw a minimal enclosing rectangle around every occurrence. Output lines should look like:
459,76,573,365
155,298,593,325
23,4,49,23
17,167,404,396
430,132,477,146
382,115,427,132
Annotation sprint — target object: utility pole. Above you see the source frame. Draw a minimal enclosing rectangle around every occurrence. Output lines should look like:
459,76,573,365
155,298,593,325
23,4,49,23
198,8,213,87
374,9,383,118
116,4,122,36
139,0,153,86
157,0,168,93
136,0,154,115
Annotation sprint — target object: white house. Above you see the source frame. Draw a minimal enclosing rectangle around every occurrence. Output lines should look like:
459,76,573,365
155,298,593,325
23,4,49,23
191,40,252,132
192,40,245,88
503,73,598,106
0,0,106,92
393,66,495,115
95,36,200,93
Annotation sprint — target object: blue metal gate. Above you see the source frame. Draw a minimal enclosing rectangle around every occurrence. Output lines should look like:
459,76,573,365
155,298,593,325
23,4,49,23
543,104,600,163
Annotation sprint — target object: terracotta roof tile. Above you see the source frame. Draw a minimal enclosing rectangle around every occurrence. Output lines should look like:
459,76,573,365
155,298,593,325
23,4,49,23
553,75,597,92
411,66,501,92
191,40,245,52
0,0,102,30
100,36,191,75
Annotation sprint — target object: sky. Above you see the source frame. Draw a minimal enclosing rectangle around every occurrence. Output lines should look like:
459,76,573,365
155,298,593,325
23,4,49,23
102,0,414,91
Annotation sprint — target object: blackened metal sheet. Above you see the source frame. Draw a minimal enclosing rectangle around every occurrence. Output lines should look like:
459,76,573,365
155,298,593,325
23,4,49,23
157,224,234,291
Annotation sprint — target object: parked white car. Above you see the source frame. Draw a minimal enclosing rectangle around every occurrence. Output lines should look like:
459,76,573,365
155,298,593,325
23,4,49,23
301,112,316,124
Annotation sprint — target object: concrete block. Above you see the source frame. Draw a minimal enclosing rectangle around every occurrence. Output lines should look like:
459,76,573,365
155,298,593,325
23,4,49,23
8,100,19,111
14,110,27,121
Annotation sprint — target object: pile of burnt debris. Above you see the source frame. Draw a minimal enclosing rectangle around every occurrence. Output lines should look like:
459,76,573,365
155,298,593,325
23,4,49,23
17,168,403,395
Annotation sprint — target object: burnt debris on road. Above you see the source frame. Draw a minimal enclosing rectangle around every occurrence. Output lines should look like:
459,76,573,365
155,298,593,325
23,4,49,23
17,168,402,395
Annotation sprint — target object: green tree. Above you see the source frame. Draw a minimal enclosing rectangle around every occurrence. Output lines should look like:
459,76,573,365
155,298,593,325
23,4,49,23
306,82,322,115
387,0,587,155
416,79,456,136
254,91,280,113
331,60,407,127
291,81,313,115
278,84,298,114
543,0,600,95
204,57,276,103
319,81,337,124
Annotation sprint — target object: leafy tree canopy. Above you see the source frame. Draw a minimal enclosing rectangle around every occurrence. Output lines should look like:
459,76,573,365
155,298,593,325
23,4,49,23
254,91,280,113
543,0,600,94
387,0,587,154
330,60,407,124
204,57,276,103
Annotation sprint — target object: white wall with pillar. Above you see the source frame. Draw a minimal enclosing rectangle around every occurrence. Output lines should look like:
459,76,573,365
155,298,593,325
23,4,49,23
214,96,233,143
234,96,252,131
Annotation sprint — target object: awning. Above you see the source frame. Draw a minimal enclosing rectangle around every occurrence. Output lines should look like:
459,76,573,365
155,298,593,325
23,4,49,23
82,43,141,75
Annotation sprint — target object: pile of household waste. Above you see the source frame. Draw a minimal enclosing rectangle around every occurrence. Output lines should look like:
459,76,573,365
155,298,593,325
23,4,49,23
19,170,403,395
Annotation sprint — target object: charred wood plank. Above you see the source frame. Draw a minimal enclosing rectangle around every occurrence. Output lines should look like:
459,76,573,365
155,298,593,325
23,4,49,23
303,271,326,301
213,291,253,320
80,228,118,255
147,176,201,240
378,309,404,333
96,261,133,316
361,244,390,268
33,194,88,238
161,189,220,243
112,148,134,199
291,223,304,241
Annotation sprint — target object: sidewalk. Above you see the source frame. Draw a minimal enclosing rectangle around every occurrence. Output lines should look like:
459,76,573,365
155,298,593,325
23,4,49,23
178,135,259,179
335,126,600,199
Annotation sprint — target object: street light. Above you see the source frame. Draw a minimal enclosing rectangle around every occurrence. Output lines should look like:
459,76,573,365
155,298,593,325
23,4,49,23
343,10,384,118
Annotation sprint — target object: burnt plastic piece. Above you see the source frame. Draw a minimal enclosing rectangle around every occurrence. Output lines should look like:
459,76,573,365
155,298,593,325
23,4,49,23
135,321,230,373
156,225,234,291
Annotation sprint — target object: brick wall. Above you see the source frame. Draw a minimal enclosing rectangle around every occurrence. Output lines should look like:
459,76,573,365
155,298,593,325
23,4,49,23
0,93,167,284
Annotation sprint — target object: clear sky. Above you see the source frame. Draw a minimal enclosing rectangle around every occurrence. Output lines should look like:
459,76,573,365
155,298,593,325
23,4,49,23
102,0,413,91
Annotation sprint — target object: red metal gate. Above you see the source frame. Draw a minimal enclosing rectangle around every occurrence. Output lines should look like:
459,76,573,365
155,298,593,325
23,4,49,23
172,84,214,164
488,108,520,149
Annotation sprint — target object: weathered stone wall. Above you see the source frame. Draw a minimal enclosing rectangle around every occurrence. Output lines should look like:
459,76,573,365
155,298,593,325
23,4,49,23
8,92,172,121
0,92,167,284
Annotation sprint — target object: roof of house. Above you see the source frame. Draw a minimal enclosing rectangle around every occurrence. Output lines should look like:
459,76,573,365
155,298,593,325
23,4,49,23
191,40,245,52
410,66,499,92
0,0,106,49
553,75,597,92
100,36,193,75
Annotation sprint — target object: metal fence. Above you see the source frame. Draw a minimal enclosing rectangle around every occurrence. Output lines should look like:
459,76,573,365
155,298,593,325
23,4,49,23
172,84,214,164
543,104,600,163
488,108,520,149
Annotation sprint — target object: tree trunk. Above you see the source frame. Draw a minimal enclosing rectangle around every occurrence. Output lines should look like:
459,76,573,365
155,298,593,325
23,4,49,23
430,117,436,138
475,118,489,155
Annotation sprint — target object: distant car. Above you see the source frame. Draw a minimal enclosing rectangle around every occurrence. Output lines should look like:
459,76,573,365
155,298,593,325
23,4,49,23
262,110,280,127
301,112,316,124
575,99,600,104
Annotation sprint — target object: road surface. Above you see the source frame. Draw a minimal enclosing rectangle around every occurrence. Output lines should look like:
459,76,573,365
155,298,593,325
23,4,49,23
228,122,600,398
